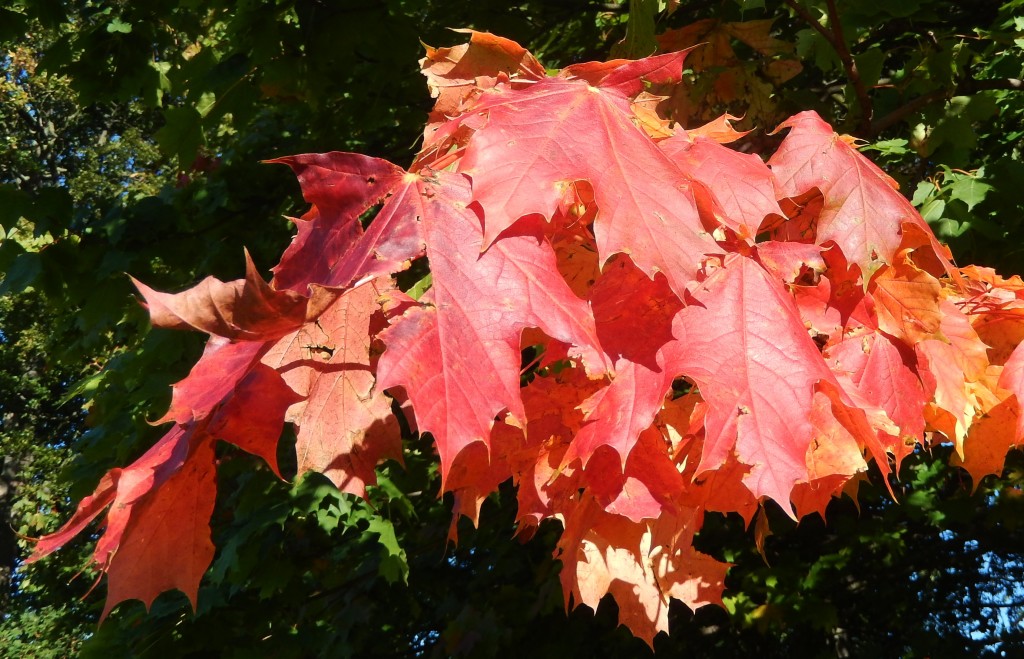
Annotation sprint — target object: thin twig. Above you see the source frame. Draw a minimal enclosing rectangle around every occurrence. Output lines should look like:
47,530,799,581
824,0,873,135
782,0,831,44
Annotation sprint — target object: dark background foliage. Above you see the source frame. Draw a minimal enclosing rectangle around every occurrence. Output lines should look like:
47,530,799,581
2,1,1023,656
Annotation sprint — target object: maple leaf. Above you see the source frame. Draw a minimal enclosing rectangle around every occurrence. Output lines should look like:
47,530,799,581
267,153,422,293
26,332,301,617
661,395,760,524
793,391,873,518
590,255,682,369
27,426,187,566
456,59,721,298
869,253,944,344
559,50,696,97
131,251,314,341
973,305,1024,365
26,425,210,619
558,498,727,647
658,19,799,77
687,113,751,143
656,19,801,125
206,361,306,476
660,134,784,240
599,425,684,523
500,367,603,529
668,254,881,511
953,398,1020,488
420,28,545,125
551,224,602,299
752,241,825,284
262,281,401,496
376,172,607,483
1000,341,1024,442
562,357,676,471
789,243,878,339
915,298,995,454
154,338,267,425
824,329,926,463
97,436,218,620
769,111,948,277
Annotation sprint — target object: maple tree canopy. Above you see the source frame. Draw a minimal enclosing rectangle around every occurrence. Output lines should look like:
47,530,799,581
27,31,1024,646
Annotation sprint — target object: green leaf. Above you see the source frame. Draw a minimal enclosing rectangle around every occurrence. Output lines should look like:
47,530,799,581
0,184,32,228
919,198,946,223
155,106,204,167
148,60,172,107
367,517,408,584
933,217,967,240
949,174,992,211
30,187,74,236
853,48,885,88
0,248,42,295
407,273,432,300
106,18,132,34
861,139,909,156
196,91,216,118
911,181,937,206
0,8,28,42
610,0,659,59
60,372,105,406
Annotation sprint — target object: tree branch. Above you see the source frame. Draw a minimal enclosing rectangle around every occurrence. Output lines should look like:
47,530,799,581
825,0,873,135
870,90,945,135
783,0,873,135
870,78,1023,135
782,0,831,44
961,77,1023,93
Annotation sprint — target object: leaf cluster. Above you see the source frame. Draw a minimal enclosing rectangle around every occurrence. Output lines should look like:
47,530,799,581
4,1,1024,657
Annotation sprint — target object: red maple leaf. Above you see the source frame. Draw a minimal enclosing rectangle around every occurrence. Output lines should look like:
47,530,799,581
262,282,401,496
669,254,872,510
457,57,720,298
267,153,422,293
376,172,607,483
769,111,949,277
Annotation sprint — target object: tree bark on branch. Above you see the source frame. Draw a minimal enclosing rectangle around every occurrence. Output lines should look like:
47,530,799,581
782,0,873,135
784,0,1023,138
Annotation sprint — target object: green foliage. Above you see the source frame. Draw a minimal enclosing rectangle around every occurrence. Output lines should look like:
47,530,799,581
3,0,1024,656
0,292,92,655
697,450,1024,656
